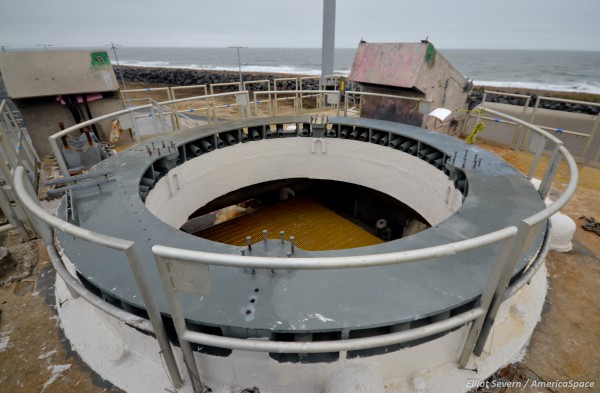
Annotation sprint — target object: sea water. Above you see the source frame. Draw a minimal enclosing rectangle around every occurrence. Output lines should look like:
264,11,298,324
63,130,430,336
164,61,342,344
109,47,600,94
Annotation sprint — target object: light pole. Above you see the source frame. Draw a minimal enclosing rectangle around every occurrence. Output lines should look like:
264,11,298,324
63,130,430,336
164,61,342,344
106,42,128,91
228,46,247,90
105,42,130,107
321,0,336,88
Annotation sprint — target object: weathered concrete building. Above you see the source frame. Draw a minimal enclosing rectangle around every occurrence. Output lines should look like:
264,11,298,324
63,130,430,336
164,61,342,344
0,50,127,158
349,42,472,133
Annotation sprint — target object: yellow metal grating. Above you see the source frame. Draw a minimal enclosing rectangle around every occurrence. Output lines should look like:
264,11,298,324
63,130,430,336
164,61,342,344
196,197,383,251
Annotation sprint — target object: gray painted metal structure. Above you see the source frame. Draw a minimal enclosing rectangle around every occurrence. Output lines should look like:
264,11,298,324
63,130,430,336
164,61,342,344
13,100,578,392
54,116,546,335
321,0,336,85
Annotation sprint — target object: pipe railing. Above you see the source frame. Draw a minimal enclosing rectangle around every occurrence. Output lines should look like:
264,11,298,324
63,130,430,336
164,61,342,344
27,93,578,393
13,166,183,390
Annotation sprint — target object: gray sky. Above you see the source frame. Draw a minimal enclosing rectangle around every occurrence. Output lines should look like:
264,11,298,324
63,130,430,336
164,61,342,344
1,0,599,50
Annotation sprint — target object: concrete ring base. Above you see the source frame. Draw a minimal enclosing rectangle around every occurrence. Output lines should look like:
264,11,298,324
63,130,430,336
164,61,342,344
55,259,548,393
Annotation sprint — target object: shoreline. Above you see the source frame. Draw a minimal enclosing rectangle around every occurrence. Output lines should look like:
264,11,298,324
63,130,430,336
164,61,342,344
113,65,600,113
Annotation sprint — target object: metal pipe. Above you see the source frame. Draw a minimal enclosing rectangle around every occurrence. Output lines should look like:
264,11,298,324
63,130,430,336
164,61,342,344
224,133,237,146
250,127,260,141
339,126,350,139
358,129,369,142
300,124,310,137
46,244,154,333
378,134,389,146
188,144,202,157
199,139,213,152
13,167,183,389
153,226,517,271
321,0,336,86
0,223,16,233
276,124,284,137
503,221,551,300
182,308,483,353
264,126,273,139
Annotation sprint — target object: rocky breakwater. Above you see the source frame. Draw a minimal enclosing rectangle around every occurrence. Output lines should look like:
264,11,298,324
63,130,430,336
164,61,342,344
469,91,599,115
113,65,326,91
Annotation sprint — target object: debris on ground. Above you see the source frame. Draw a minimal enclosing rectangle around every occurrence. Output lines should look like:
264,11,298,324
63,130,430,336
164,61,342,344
0,242,38,287
579,216,600,235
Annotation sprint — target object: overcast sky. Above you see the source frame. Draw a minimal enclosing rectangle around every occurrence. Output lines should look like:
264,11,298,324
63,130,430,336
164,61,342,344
1,0,599,51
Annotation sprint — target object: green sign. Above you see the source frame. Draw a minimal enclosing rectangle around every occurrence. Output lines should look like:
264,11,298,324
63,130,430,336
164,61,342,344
425,44,436,68
91,51,110,67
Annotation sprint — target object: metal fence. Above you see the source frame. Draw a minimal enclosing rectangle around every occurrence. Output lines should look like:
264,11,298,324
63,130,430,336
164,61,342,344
0,99,39,239
464,90,600,166
13,96,578,391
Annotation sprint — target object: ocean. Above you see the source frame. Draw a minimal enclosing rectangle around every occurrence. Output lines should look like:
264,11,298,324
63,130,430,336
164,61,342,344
110,47,600,95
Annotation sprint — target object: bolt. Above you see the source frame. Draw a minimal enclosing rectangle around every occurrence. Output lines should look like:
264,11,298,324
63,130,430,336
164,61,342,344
246,236,252,251
290,236,295,254
280,230,285,244
240,248,245,256
263,229,268,248
473,154,478,168
162,141,166,148
452,151,457,165
462,150,468,168
478,158,482,167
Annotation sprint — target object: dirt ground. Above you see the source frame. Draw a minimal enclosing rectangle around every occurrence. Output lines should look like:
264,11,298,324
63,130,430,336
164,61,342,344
0,138,599,392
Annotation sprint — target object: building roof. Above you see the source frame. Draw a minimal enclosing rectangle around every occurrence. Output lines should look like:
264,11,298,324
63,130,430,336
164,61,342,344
0,50,119,99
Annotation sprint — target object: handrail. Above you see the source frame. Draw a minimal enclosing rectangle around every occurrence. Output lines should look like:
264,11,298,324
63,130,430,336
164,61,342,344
153,226,517,270
46,244,154,332
183,308,485,353
49,104,152,177
24,97,578,387
13,166,183,389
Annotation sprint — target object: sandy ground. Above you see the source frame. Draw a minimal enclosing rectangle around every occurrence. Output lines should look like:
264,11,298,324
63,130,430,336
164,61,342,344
0,128,599,392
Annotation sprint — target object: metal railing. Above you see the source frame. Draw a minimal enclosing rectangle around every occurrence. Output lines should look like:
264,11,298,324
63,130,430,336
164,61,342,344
13,165,184,390
18,93,578,392
465,91,600,164
0,99,39,240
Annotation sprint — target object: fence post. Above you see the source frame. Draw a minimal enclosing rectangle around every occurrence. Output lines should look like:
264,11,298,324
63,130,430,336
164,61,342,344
472,220,536,356
155,255,204,393
458,227,519,367
538,143,562,199
124,244,183,390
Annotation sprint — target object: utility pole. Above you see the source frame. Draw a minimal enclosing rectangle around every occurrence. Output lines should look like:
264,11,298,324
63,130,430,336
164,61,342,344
228,46,247,90
321,0,336,87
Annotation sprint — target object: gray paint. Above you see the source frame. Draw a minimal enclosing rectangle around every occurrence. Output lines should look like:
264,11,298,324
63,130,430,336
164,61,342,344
56,116,546,335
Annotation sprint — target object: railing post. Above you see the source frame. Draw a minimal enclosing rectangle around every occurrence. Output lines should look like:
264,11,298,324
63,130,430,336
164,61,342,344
155,255,204,393
538,143,562,199
343,92,349,116
458,227,519,367
48,136,70,178
527,132,547,180
511,95,531,149
130,110,141,142
472,221,535,357
123,244,183,390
